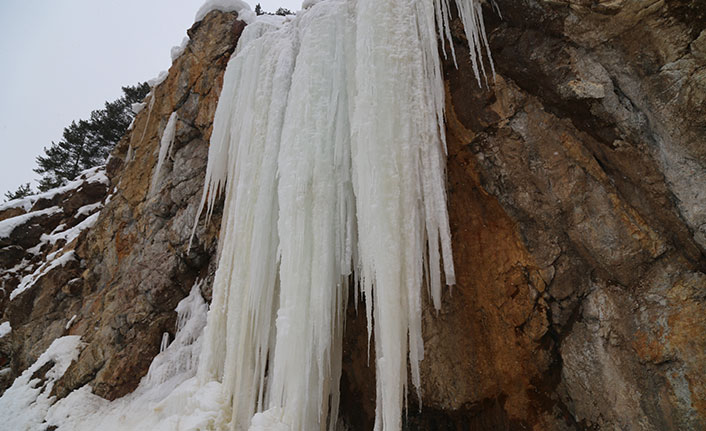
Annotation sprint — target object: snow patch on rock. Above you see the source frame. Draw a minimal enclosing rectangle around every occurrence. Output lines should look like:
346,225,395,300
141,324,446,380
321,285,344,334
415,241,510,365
195,0,255,24
0,321,10,338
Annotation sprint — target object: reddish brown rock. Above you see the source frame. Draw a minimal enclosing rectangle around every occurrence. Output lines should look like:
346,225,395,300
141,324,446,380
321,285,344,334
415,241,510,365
343,1,705,429
0,168,109,391
53,10,245,400
0,10,245,401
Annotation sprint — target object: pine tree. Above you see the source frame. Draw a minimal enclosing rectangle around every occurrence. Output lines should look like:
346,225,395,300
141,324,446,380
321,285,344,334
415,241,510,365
34,82,150,191
255,3,263,15
4,183,33,202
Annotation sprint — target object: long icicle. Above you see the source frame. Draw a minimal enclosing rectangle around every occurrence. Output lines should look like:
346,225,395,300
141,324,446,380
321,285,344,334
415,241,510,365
191,0,492,429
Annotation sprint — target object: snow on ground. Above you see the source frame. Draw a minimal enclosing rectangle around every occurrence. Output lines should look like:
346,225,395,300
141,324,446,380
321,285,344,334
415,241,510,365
45,283,210,431
131,102,147,115
76,202,102,217
0,336,82,431
1,167,105,304
248,409,289,431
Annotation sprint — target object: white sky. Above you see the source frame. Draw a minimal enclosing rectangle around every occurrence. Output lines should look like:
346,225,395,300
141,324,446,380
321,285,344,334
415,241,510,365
0,0,300,197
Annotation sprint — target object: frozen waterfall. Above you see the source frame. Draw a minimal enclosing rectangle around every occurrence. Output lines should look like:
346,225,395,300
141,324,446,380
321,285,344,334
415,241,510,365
193,0,490,429
28,0,492,429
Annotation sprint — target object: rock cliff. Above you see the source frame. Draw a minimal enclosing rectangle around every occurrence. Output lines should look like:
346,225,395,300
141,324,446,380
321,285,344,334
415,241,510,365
0,2,704,429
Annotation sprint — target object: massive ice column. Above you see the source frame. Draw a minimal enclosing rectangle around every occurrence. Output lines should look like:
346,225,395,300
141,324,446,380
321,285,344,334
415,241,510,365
193,0,490,429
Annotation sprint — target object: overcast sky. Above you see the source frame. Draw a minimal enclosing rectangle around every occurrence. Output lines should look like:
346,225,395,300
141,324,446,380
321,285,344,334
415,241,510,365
0,0,300,198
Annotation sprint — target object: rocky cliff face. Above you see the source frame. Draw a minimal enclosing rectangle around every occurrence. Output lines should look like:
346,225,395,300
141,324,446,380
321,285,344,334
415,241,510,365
0,2,704,430
386,0,705,429
0,10,242,402
0,168,108,393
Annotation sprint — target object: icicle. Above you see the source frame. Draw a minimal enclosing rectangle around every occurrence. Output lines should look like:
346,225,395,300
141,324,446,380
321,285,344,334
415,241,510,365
436,0,494,86
0,0,499,429
266,2,353,429
136,93,156,147
194,16,298,431
143,280,208,390
350,0,455,426
150,112,178,195
185,0,497,427
40,0,492,429
159,332,170,353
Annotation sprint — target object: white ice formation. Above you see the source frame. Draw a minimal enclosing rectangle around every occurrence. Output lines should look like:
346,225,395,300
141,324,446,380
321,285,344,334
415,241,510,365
190,0,490,429
43,282,210,431
0,0,491,429
150,111,179,195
